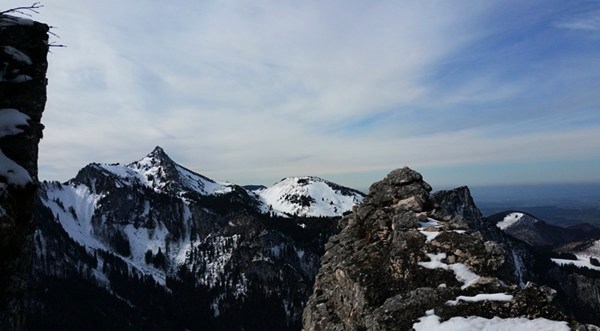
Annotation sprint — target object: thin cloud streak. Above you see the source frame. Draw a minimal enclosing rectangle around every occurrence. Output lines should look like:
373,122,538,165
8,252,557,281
556,10,600,32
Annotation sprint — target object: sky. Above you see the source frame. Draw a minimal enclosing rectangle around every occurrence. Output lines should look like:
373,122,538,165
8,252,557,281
5,0,600,190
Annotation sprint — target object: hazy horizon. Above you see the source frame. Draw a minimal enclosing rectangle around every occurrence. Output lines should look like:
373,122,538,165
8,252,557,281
40,144,600,200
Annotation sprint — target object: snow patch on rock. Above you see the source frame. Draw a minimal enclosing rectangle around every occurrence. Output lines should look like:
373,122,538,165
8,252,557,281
418,253,480,289
414,312,569,331
0,108,32,185
446,293,513,306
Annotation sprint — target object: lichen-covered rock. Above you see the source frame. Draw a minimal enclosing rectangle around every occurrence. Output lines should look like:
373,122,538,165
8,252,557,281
303,167,594,330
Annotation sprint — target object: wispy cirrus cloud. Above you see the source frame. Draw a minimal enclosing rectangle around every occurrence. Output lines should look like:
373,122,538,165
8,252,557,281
3,0,599,188
556,10,600,32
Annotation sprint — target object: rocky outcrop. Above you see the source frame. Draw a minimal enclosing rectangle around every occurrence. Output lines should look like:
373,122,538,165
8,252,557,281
547,268,600,326
303,167,593,330
0,13,49,330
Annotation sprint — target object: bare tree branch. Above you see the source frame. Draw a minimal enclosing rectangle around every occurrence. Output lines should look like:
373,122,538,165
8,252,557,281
1,3,67,49
0,2,43,16
49,43,66,48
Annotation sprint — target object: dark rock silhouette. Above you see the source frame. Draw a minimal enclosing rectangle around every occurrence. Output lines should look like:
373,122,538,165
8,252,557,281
0,13,49,330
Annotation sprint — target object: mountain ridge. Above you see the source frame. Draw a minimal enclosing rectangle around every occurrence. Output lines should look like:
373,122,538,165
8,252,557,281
67,146,363,217
24,149,600,330
488,210,600,247
27,146,365,329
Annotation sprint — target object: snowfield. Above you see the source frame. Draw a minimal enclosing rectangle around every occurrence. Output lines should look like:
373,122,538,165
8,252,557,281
551,239,600,271
551,256,600,272
256,176,364,217
496,212,524,230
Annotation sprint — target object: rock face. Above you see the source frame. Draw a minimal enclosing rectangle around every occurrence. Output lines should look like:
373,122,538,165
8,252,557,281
303,167,593,330
0,13,49,330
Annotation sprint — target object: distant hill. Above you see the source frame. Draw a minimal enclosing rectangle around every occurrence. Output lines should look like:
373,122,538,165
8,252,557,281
487,211,600,247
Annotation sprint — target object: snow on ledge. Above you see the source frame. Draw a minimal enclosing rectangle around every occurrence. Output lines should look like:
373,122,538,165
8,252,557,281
420,218,441,228
446,293,513,306
0,149,31,186
418,253,480,289
0,109,32,186
420,230,440,242
551,257,600,272
413,311,569,331
0,108,30,137
419,218,442,242
0,16,34,27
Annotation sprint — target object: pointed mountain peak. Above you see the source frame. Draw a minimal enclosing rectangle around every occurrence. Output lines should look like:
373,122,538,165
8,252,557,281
126,146,178,180
130,146,177,171
126,146,229,195
147,146,171,162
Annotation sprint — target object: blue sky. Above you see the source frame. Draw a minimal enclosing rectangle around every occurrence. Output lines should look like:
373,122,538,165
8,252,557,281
7,0,600,190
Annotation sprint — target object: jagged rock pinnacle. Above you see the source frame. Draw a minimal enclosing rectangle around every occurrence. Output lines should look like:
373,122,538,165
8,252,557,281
365,166,433,212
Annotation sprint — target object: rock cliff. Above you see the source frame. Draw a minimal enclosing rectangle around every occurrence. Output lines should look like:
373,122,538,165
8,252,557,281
303,167,595,330
0,13,49,330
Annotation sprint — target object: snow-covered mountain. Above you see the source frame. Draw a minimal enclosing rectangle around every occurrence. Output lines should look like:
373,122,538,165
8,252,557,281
255,176,365,217
26,148,600,329
488,211,600,247
71,146,362,217
28,155,600,329
77,146,234,196
28,147,363,330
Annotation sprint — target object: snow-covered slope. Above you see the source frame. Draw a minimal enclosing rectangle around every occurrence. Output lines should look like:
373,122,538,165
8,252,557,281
579,239,600,257
496,212,527,230
255,176,365,217
552,239,600,271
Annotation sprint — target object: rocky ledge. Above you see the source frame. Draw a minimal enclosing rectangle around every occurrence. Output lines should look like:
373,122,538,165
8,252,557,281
303,167,597,330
